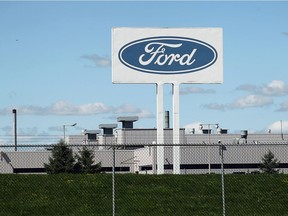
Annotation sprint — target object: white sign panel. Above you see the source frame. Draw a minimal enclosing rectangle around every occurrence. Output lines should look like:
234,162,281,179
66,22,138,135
112,27,223,84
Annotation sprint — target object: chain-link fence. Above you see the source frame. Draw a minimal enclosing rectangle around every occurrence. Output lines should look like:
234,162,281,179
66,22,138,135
1,143,288,215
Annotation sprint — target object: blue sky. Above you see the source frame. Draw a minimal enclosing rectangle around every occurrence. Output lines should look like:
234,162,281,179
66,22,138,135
1,1,288,144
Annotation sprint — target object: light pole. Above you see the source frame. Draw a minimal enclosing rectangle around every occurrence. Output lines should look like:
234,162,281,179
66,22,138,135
199,123,219,174
63,123,77,143
280,120,284,140
12,109,17,151
219,140,226,216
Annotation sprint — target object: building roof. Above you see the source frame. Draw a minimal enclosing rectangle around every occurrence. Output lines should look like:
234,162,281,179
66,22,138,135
117,116,139,122
99,124,118,129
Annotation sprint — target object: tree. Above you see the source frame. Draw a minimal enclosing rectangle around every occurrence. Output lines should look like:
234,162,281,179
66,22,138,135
44,140,76,174
259,150,280,174
74,146,101,174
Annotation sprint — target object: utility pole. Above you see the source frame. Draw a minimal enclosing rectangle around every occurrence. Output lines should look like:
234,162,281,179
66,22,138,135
12,109,17,151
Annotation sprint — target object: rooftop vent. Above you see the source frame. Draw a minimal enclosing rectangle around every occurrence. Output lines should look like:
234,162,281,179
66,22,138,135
99,124,118,135
240,130,248,143
241,130,248,139
202,129,212,134
217,128,228,134
117,116,138,129
82,129,101,140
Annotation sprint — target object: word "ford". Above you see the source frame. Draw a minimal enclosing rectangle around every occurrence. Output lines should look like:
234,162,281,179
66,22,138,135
119,36,218,74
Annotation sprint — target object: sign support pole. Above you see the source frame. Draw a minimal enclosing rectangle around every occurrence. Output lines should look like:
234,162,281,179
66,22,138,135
173,83,180,174
156,83,164,174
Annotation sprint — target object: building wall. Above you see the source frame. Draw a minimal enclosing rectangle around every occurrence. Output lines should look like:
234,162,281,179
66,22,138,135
186,133,288,145
0,151,51,174
115,128,186,145
0,150,134,174
1,130,288,174
135,144,288,174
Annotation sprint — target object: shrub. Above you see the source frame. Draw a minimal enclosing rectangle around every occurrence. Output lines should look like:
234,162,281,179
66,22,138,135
44,140,76,174
74,146,101,174
259,150,280,174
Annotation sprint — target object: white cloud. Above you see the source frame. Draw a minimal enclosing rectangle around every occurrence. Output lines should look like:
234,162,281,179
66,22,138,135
266,121,288,134
50,101,114,115
81,54,111,67
235,84,258,92
0,101,154,120
114,104,154,118
46,101,113,115
180,86,215,95
203,94,273,111
0,101,113,116
201,80,288,111
228,95,273,109
202,103,226,111
48,126,63,132
261,80,288,96
114,104,139,114
137,110,155,119
276,101,288,112
45,101,113,115
236,80,288,96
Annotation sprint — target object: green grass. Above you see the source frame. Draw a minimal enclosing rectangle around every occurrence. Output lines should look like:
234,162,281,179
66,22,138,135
0,174,288,216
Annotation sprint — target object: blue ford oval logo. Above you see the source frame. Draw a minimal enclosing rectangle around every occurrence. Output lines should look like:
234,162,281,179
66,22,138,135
119,36,218,74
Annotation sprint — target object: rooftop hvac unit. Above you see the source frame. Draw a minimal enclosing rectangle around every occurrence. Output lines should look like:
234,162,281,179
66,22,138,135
99,124,118,135
117,116,138,129
241,130,248,139
202,129,212,134
217,128,228,134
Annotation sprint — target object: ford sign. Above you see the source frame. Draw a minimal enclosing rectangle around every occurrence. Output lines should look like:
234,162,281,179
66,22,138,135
119,36,217,74
112,27,223,84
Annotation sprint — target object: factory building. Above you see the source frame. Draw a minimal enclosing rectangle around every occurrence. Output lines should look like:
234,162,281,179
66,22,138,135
1,116,288,174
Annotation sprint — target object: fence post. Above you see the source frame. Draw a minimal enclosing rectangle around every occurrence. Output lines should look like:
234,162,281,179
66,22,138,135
219,141,226,216
112,146,116,216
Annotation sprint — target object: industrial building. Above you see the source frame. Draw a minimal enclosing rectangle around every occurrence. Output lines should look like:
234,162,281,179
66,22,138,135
1,116,288,174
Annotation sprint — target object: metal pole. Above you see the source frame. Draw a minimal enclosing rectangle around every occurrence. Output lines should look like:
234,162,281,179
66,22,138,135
173,83,180,174
200,123,219,174
219,142,226,216
63,123,76,143
156,83,164,174
208,124,211,174
280,120,284,140
112,146,116,216
12,109,17,151
152,141,157,174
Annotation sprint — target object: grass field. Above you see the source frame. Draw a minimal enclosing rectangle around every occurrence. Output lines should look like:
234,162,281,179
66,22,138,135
0,174,288,216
